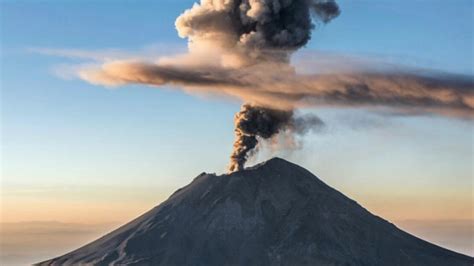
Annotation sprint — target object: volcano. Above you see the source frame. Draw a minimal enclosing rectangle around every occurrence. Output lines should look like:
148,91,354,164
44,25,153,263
37,158,472,266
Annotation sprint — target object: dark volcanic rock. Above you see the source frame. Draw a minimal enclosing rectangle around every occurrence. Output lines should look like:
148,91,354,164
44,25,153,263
37,158,473,266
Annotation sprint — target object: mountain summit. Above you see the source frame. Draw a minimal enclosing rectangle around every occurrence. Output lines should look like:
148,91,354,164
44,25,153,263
38,158,472,266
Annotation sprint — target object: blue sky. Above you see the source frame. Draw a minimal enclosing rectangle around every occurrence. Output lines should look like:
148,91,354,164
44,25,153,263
1,0,472,224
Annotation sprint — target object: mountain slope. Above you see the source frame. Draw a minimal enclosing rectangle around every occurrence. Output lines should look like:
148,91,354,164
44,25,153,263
37,158,473,266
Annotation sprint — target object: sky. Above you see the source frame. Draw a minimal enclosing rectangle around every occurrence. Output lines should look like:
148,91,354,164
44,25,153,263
1,0,473,264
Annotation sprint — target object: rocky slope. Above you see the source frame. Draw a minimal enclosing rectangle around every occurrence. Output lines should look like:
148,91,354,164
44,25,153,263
37,158,473,266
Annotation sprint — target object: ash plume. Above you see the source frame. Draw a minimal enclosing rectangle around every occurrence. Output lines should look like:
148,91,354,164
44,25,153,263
175,0,340,66
177,0,339,171
229,104,324,172
43,0,474,171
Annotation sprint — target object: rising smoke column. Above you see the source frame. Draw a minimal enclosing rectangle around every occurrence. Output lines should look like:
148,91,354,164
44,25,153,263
230,104,293,172
230,104,325,171
181,0,340,171
176,0,340,171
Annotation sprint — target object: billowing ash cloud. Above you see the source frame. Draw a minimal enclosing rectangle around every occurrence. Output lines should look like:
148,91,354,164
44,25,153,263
46,0,473,171
175,0,340,67
229,104,324,172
